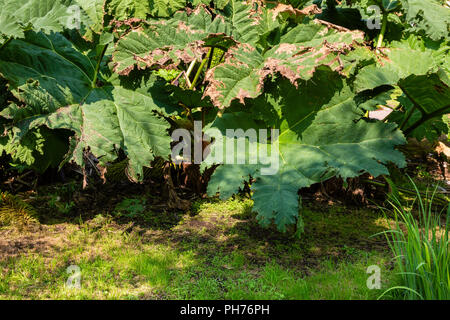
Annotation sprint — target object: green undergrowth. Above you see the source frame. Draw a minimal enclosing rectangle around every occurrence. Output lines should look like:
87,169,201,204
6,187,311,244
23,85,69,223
0,197,399,300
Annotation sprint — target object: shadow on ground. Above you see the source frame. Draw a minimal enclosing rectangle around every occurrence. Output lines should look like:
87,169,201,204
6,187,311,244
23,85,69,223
0,179,393,267
0,181,397,300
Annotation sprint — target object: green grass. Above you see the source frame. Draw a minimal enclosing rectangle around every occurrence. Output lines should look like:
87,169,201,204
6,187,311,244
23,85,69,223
168,250,394,300
380,181,450,300
0,197,399,300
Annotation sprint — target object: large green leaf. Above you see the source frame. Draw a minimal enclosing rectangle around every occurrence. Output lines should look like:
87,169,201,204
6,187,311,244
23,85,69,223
190,0,229,10
389,72,450,140
0,0,73,39
112,2,334,78
0,31,110,104
400,0,450,41
107,0,186,20
0,31,104,171
111,1,282,75
0,81,67,122
219,0,279,45
354,45,450,140
0,11,23,41
20,84,172,180
75,0,106,40
207,68,406,231
204,21,364,108
399,72,450,115
149,0,186,17
0,31,173,180
0,126,69,173
112,6,222,75
354,47,439,92
107,0,150,20
0,0,105,43
389,35,450,73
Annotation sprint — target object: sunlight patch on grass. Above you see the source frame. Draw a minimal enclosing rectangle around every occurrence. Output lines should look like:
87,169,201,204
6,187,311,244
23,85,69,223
0,198,398,300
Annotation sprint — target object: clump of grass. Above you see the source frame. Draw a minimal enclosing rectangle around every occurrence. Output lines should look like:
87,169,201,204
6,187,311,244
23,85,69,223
379,179,449,300
0,191,38,228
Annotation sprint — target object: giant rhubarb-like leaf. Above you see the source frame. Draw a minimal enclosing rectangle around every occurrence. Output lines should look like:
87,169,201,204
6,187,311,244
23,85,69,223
0,31,109,104
21,86,172,181
112,6,222,75
0,0,75,39
0,0,105,43
207,68,406,231
204,21,364,108
400,0,450,41
354,46,450,140
112,2,321,75
354,47,440,93
0,31,173,181
107,0,186,20
389,72,450,140
75,0,106,40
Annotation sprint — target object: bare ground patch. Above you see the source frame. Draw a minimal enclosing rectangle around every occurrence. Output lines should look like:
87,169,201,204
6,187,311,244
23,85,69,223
0,224,75,261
